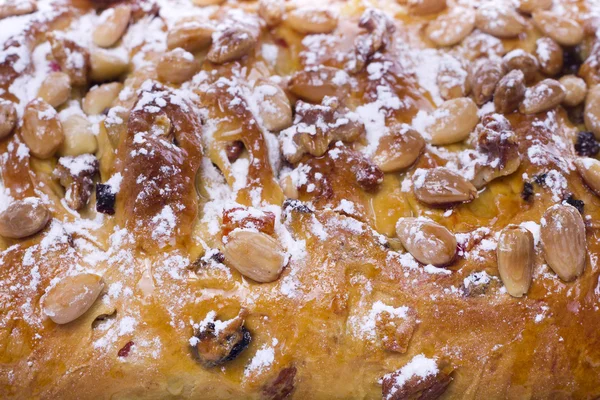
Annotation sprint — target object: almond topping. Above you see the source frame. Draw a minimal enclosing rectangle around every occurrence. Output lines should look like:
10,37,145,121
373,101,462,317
575,158,600,196
406,0,447,16
559,75,587,107
371,126,425,172
93,5,131,48
83,82,123,115
426,7,475,47
258,0,284,27
413,168,477,207
38,71,71,108
254,78,292,131
0,198,51,239
427,97,479,145
475,3,525,38
502,49,539,84
396,218,457,267
0,100,17,140
41,273,105,324
285,8,338,34
497,225,534,297
0,0,36,19
224,230,286,283
532,10,584,47
584,84,600,139
540,204,586,282
22,99,64,159
207,27,257,64
519,78,565,114
90,49,129,82
516,0,552,13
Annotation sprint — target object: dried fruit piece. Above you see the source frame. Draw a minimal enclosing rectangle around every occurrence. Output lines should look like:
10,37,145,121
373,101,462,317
427,97,479,145
519,78,565,114
224,230,286,282
226,141,244,163
41,273,105,324
191,0,225,5
83,82,123,115
262,366,297,400
413,168,477,207
494,69,526,114
535,37,563,76
38,71,71,108
560,75,587,107
90,49,129,82
286,7,338,34
0,99,17,140
437,56,470,100
584,84,600,139
167,18,214,52
352,8,395,72
396,218,457,267
288,66,348,103
540,204,586,282
475,3,525,38
497,225,534,297
575,158,600,196
96,183,116,215
58,114,98,156
0,198,51,239
580,41,600,87
575,131,600,156
425,7,475,47
532,10,584,47
22,99,64,159
157,48,199,84
371,126,425,172
191,310,251,367
93,5,131,48
502,49,538,83
470,58,505,105
207,27,257,64
381,356,452,400
253,78,292,131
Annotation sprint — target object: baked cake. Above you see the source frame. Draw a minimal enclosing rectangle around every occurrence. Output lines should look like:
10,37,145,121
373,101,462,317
1,0,600,398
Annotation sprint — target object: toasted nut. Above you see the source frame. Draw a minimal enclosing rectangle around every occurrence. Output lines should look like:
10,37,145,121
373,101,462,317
0,198,50,239
396,218,457,266
427,97,479,145
575,157,600,196
532,10,584,47
157,48,199,84
259,0,284,27
535,37,563,76
0,100,17,140
580,42,600,87
288,66,347,103
585,85,600,139
93,5,131,48
497,225,534,298
54,155,99,210
471,58,505,105
372,126,425,172
286,7,338,34
494,69,526,114
90,49,129,82
413,167,477,206
352,8,395,72
437,56,470,100
208,27,257,64
58,114,98,156
38,72,71,108
0,0,36,19
167,19,213,52
426,7,475,47
559,75,587,107
224,230,286,282
406,0,446,16
48,33,90,86
191,0,225,5
502,49,538,84
519,78,565,114
254,78,292,131
475,3,525,38
22,99,64,159
41,273,105,324
82,82,123,115
516,0,552,13
280,175,299,199
540,204,586,282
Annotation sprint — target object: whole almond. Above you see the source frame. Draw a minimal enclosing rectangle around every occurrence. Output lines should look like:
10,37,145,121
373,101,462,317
426,7,475,47
286,8,338,34
157,48,199,84
93,5,131,48
516,0,552,13
497,225,534,297
22,99,64,159
372,126,425,172
575,158,600,196
208,27,257,64
413,167,477,206
288,67,348,103
475,3,525,38
396,217,457,266
559,75,587,107
427,97,479,145
38,72,71,108
532,11,584,47
494,69,526,114
224,230,286,283
535,37,563,76
584,84,600,139
41,273,105,324
519,78,565,114
0,100,17,140
437,56,470,100
502,49,538,83
0,198,50,239
540,204,586,282
471,58,505,105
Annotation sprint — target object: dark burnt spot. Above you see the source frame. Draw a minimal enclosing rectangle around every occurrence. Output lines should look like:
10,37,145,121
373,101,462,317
283,199,313,214
533,173,547,186
226,141,244,163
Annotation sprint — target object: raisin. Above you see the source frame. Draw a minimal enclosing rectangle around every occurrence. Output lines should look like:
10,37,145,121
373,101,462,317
567,105,585,125
562,46,583,76
118,341,135,357
575,131,600,157
226,141,244,163
283,199,313,214
533,173,547,186
564,194,584,214
521,181,534,201
96,183,116,215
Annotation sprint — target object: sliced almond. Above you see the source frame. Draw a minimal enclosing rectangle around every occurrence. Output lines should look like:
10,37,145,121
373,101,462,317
41,273,105,324
254,78,292,131
396,218,457,266
437,56,470,100
224,230,286,283
93,5,131,48
22,99,64,159
157,48,199,84
288,67,347,103
497,225,534,297
38,72,71,108
475,3,525,38
584,84,600,139
575,158,600,196
58,114,98,156
413,167,477,206
82,82,123,115
427,97,479,145
519,78,565,114
426,7,475,47
0,198,50,239
540,204,586,282
167,19,214,52
559,75,587,107
285,8,338,34
90,49,129,82
532,10,584,47
535,37,563,76
0,100,17,140
494,69,526,114
372,126,425,172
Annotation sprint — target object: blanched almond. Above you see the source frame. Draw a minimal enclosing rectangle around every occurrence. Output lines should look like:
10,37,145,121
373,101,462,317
93,5,131,48
372,126,425,172
286,8,338,34
494,69,526,114
288,67,347,103
559,75,587,107
575,158,600,196
426,7,475,47
516,0,552,13
157,48,199,84
475,3,525,38
396,218,457,266
532,11,584,47
541,204,586,282
254,78,292,131
22,99,64,159
535,37,563,76
90,49,129,82
0,198,50,239
82,82,123,115
406,0,446,16
497,225,534,297
224,230,286,283
413,167,477,206
437,56,470,100
38,72,71,108
207,27,257,64
0,100,17,140
58,114,98,156
280,175,299,199
584,84,600,139
167,19,213,52
41,273,105,324
427,97,479,145
519,79,565,114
